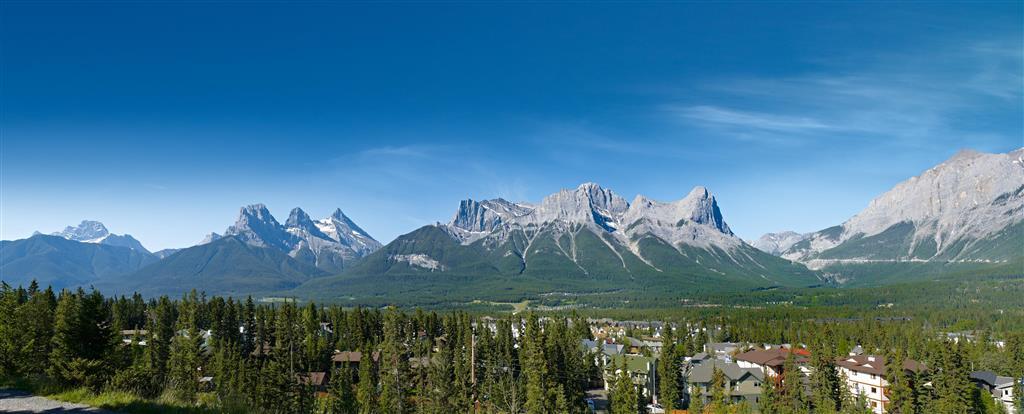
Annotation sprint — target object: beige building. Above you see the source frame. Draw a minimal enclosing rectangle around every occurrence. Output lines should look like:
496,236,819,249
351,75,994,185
836,355,926,414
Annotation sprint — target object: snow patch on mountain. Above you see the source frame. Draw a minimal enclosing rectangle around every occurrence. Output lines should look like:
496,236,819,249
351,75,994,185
222,204,381,272
443,182,745,256
390,254,445,271
50,220,150,253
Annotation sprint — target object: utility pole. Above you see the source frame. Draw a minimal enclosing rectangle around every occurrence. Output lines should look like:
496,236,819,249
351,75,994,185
471,328,477,412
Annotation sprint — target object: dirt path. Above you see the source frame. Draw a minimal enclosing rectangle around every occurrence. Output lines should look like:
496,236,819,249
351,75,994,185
0,389,117,413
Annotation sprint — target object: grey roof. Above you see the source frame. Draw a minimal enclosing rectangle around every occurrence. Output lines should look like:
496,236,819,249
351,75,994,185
971,371,1015,388
687,359,764,384
581,339,625,357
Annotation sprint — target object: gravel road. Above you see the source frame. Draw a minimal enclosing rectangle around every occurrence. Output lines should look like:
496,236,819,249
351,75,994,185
0,389,117,413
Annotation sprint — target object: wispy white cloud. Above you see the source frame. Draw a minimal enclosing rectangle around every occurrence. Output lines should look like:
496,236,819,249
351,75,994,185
665,39,1022,148
669,105,833,133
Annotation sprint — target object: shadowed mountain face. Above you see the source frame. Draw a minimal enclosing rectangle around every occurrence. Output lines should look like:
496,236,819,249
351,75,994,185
0,234,157,290
99,237,326,297
294,183,822,304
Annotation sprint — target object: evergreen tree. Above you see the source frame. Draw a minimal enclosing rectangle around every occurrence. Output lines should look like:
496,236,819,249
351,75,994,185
930,342,973,413
885,349,915,414
810,343,842,413
780,351,807,413
167,293,206,402
611,363,639,414
330,364,358,413
49,288,114,390
658,324,679,411
147,295,177,386
378,307,409,413
709,366,728,411
690,384,705,414
357,348,378,414
760,370,780,414
522,312,549,414
11,285,55,375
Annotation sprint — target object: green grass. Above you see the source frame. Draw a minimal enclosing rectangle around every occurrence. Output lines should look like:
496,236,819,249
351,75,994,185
1,375,228,414
48,388,226,414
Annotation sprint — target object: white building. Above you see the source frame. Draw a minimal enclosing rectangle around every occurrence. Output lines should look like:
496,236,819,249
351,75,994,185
836,355,926,414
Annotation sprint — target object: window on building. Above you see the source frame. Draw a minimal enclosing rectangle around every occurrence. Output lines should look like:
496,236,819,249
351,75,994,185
871,387,877,394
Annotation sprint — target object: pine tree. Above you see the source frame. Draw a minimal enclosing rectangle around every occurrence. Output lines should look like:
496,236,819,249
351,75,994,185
658,324,679,411
611,363,639,414
522,312,549,414
147,296,177,386
930,342,973,413
780,351,807,413
0,282,21,377
690,384,705,414
356,348,378,414
330,364,358,414
885,349,915,414
378,307,409,413
710,366,728,411
810,343,842,413
49,289,114,390
760,369,780,414
12,285,55,375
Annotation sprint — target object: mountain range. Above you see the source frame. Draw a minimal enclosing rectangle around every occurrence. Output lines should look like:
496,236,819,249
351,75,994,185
2,148,1021,302
755,148,1024,284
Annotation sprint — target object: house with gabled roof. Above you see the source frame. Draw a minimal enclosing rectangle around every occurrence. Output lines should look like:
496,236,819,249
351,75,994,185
836,355,926,414
734,347,809,378
604,354,658,400
970,371,1019,414
683,359,764,409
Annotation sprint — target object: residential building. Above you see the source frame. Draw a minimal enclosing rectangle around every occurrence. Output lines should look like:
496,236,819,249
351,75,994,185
970,371,1018,414
836,355,926,414
605,354,658,400
734,348,809,378
704,342,742,361
683,359,764,409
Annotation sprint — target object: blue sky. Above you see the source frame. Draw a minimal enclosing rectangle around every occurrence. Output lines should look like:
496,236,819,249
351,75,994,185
2,2,1021,250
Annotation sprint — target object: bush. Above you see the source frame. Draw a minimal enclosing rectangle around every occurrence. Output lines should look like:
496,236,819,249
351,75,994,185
109,364,161,399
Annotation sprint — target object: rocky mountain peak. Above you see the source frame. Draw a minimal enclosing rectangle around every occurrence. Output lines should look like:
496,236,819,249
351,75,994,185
49,220,150,253
751,231,806,256
222,204,381,271
54,220,110,241
676,186,731,234
781,148,1024,264
198,232,222,245
286,207,315,230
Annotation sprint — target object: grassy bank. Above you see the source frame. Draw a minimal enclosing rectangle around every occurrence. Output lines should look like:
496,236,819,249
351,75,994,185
1,376,224,414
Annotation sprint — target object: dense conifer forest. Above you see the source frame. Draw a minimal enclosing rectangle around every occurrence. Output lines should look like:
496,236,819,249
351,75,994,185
1,278,1022,414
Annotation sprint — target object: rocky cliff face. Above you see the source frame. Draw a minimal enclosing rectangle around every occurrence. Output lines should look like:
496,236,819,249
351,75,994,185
750,231,806,256
223,204,381,273
778,148,1024,267
341,182,820,290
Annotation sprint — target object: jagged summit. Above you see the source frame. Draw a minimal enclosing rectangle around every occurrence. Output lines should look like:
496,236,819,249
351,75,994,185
54,220,110,242
221,204,381,272
198,232,222,245
49,220,150,253
442,182,744,250
341,181,818,290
